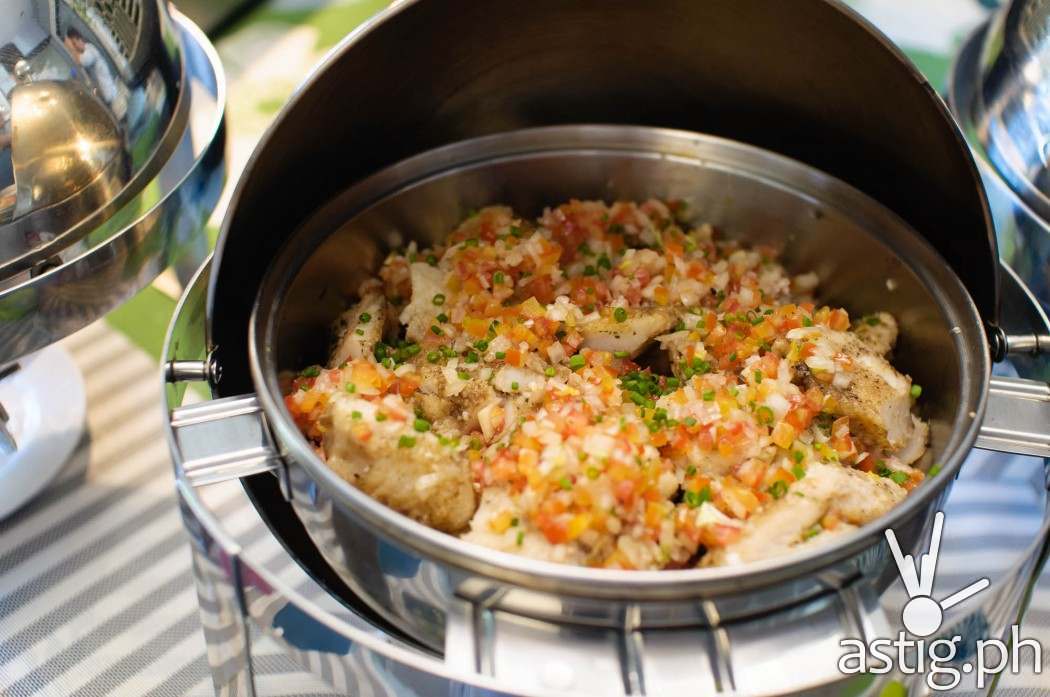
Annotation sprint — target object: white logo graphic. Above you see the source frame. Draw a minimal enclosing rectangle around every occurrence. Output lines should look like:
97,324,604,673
885,511,990,637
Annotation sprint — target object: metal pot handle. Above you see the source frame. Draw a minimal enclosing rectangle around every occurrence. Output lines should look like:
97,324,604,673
976,376,1050,459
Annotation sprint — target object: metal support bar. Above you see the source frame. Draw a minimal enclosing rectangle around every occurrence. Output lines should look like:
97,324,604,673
976,376,1050,459
170,394,284,487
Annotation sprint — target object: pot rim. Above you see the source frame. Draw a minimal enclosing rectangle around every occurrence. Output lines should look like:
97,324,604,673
248,124,990,599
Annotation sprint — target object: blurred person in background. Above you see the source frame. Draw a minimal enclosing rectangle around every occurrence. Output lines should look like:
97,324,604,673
64,27,126,120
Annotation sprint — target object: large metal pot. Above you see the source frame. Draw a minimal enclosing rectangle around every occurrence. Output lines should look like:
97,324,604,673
163,0,1050,693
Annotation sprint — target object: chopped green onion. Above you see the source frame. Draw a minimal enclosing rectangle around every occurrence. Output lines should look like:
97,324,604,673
464,238,479,247
568,354,586,370
432,293,445,306
474,339,489,351
300,366,321,378
910,384,922,399
493,271,505,285
613,307,628,323
426,254,438,266
756,405,775,426
398,435,416,448
586,466,600,480
683,417,697,428
511,381,519,391
495,351,507,360
358,312,372,323
802,525,822,540
802,316,813,327
355,329,365,336
558,476,573,490
351,410,362,420
427,350,441,363
889,471,910,486
702,389,715,401
413,418,431,432
431,325,443,336
583,265,597,277
613,350,629,359
436,313,449,323
928,463,943,477
684,486,711,508
767,480,788,499
375,412,388,422
345,383,356,394
753,370,764,384
465,351,479,364
544,366,556,377
516,530,525,546
457,369,470,380
792,450,804,464
792,463,806,480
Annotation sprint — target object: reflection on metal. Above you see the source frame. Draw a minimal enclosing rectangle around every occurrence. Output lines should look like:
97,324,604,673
0,7,225,363
974,0,1050,222
0,0,184,283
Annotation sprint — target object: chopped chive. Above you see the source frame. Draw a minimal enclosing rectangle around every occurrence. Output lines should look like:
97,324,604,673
613,350,629,359
345,383,356,394
754,370,763,384
432,293,446,306
436,313,449,323
474,339,489,351
767,480,788,499
375,412,388,422
493,271,505,285
910,384,922,399
427,350,441,363
889,471,910,486
702,389,715,401
426,254,438,266
516,530,525,546
351,410,362,420
613,307,628,323
300,366,321,378
398,435,416,448
544,366,556,377
568,354,586,370
431,325,443,336
413,418,431,432
359,312,372,323
792,463,806,480
558,475,573,490
495,351,507,360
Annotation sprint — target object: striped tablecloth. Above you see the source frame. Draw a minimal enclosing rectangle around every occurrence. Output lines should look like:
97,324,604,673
1,1,1048,696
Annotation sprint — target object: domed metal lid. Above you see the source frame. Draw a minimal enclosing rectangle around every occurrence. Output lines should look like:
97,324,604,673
0,0,184,281
973,0,1050,221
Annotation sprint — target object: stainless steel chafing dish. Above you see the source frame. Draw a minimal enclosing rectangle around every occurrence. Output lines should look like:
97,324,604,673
163,1,1050,694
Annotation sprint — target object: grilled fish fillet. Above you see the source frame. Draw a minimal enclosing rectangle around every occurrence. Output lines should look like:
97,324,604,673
703,462,907,566
788,324,915,450
322,395,477,532
328,281,388,368
579,308,675,357
852,312,898,357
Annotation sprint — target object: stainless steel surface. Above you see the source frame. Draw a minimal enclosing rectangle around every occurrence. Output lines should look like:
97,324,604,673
209,0,1000,394
168,394,283,486
978,376,1050,456
972,0,1050,223
0,0,188,282
951,21,1050,316
0,7,225,362
164,259,1050,697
